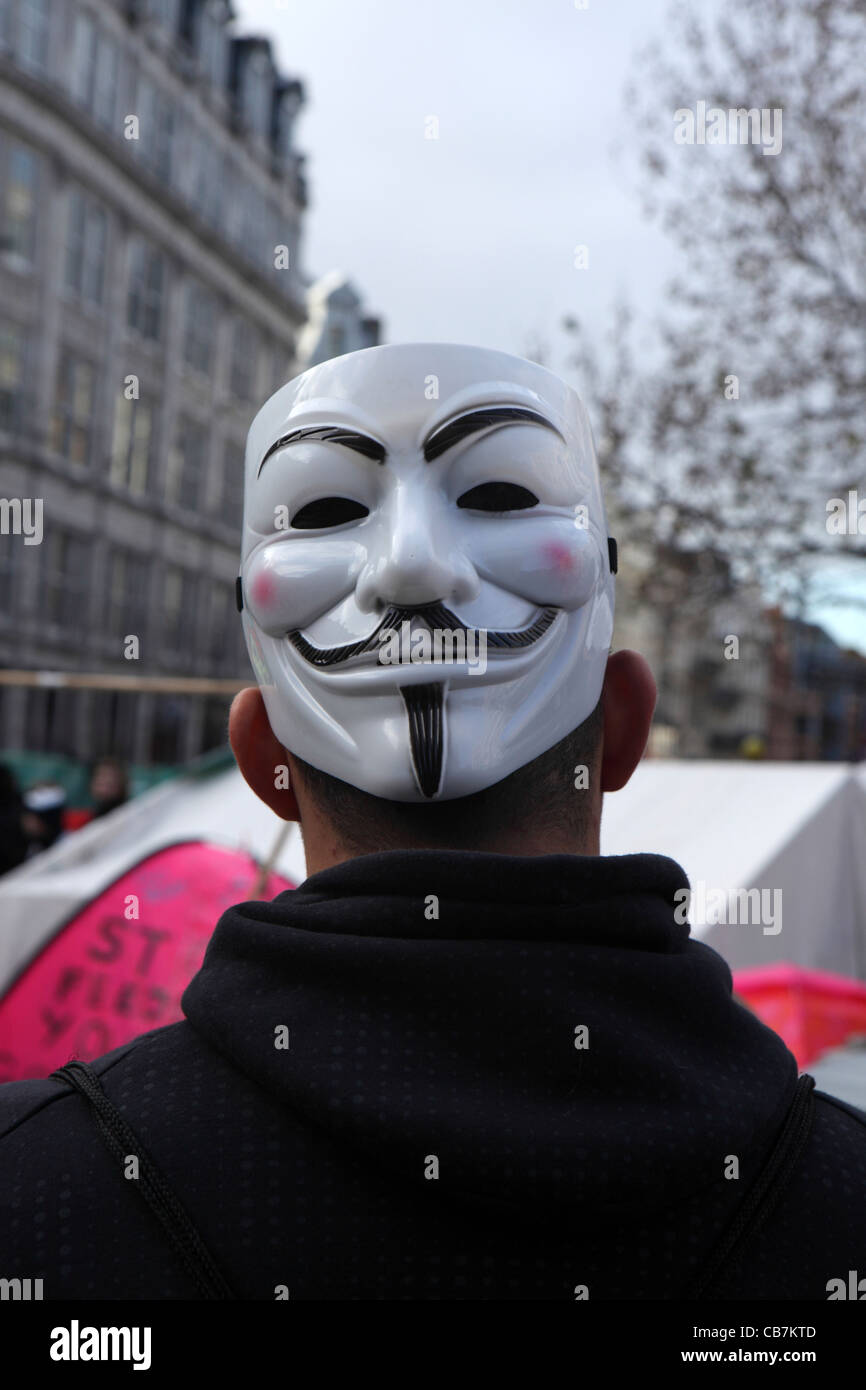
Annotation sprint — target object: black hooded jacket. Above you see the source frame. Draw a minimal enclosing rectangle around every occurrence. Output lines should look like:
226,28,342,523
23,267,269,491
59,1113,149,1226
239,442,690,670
1,850,865,1300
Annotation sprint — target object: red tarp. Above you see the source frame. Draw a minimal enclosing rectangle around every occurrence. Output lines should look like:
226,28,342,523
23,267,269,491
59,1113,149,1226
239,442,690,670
734,963,866,1069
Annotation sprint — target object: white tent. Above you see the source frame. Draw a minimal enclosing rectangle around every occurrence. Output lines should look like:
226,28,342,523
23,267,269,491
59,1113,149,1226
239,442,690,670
600,760,866,980
0,762,307,994
810,1039,866,1110
1,756,864,995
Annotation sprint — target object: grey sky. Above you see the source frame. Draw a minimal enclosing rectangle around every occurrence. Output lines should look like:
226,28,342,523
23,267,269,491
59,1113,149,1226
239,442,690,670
236,0,678,370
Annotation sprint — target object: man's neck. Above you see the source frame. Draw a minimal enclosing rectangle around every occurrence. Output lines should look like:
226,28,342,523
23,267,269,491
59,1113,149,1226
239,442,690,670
298,811,600,876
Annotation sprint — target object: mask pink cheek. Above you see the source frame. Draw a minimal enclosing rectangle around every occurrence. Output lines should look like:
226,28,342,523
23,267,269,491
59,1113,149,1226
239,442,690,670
543,540,577,574
539,538,598,607
245,540,362,633
245,553,294,634
251,572,277,608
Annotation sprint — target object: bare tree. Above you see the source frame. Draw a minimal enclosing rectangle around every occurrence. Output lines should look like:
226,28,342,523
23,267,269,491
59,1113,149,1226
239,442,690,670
567,0,866,621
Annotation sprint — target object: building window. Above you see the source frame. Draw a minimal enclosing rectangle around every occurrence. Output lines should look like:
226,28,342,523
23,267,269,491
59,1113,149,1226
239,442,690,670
50,351,95,465
137,77,175,181
18,0,50,73
201,695,231,752
186,128,221,227
229,318,258,400
110,394,152,494
149,695,184,764
0,516,17,615
42,529,91,632
242,51,272,140
71,9,96,105
168,108,187,195
176,121,198,203
64,187,107,305
162,565,196,653
25,688,80,756
93,29,118,128
207,583,233,664
241,186,270,265
0,139,39,266
71,11,117,127
105,549,150,643
220,157,241,242
87,690,139,762
183,280,218,375
233,616,250,674
199,139,222,228
153,95,175,181
127,238,165,340
219,438,244,528
0,321,27,431
166,415,208,510
210,584,248,674
147,0,180,31
199,1,228,88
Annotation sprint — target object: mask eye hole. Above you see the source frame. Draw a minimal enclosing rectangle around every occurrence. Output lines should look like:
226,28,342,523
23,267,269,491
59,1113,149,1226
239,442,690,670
457,482,540,512
290,497,370,529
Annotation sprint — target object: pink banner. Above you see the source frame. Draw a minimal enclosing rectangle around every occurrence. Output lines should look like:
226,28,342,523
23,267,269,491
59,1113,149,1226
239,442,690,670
0,841,293,1082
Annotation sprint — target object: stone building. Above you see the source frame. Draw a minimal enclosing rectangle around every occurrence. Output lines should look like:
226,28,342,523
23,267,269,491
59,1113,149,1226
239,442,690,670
295,269,382,370
613,526,866,762
0,0,309,764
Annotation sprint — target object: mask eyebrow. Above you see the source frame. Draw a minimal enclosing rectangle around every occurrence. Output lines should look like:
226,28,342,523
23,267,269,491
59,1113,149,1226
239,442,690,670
257,425,386,477
423,406,565,463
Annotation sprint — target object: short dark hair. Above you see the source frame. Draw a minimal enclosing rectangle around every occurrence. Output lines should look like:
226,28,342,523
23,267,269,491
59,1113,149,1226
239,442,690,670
291,699,604,856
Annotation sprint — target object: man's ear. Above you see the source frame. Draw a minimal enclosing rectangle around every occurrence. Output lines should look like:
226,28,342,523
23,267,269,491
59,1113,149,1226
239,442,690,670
228,687,301,821
600,650,657,793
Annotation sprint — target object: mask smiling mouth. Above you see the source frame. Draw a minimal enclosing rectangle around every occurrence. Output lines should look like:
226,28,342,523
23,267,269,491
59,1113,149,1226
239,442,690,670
287,601,560,668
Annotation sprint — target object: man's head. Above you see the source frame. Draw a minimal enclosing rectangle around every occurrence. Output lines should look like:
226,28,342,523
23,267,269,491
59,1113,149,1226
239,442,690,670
230,342,655,868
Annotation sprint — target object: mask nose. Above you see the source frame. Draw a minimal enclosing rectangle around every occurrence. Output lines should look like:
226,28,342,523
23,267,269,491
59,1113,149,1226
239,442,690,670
355,479,479,612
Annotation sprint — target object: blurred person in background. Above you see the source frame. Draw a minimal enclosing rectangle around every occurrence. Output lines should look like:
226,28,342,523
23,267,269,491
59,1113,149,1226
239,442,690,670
87,756,130,820
21,781,67,855
0,763,28,876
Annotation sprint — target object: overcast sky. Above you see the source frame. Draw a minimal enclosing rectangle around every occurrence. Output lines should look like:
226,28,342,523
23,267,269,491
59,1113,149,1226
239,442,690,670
235,0,865,655
236,0,678,368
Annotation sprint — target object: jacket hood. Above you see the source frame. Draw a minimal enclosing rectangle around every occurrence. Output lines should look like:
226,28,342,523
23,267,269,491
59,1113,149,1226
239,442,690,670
181,850,798,1228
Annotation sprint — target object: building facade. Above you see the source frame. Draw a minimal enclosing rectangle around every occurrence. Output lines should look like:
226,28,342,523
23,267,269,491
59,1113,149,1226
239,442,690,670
0,0,309,765
295,269,381,371
765,612,866,763
614,532,866,763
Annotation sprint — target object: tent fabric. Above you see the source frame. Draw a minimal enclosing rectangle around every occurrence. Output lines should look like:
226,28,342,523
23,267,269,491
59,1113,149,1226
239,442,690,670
601,761,866,981
1,758,863,999
810,1040,866,1112
0,765,306,994
0,841,293,1082
732,964,866,1069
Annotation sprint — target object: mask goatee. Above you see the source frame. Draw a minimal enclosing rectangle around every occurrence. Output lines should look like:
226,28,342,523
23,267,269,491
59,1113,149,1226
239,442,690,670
400,682,445,798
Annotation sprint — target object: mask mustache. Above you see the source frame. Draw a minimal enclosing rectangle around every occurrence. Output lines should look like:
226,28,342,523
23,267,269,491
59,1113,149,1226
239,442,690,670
288,601,559,668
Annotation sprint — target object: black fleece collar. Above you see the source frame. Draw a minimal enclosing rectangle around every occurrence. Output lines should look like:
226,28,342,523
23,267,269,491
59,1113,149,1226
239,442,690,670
181,850,797,1225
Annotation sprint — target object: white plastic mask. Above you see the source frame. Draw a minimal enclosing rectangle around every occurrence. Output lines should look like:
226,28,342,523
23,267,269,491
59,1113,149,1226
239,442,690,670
239,342,616,801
